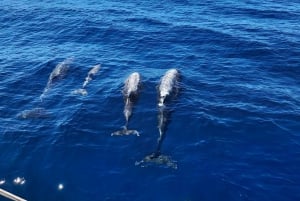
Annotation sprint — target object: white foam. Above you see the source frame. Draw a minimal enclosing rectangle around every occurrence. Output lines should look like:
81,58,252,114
13,177,25,185
0,179,5,185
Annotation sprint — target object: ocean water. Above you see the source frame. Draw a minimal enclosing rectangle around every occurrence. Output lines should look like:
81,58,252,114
0,0,300,200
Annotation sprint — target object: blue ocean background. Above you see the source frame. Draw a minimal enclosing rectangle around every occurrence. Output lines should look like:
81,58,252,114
0,0,300,200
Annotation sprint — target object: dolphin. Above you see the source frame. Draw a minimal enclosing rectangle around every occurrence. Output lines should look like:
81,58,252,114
111,72,141,136
82,64,101,88
158,68,179,107
17,107,50,119
40,58,73,100
73,64,101,95
158,68,180,138
135,69,180,169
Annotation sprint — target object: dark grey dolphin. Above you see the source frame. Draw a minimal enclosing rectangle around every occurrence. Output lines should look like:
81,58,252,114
135,69,180,169
40,58,73,100
111,72,141,136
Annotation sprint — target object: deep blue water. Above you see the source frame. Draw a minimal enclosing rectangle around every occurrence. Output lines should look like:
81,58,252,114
1,0,300,200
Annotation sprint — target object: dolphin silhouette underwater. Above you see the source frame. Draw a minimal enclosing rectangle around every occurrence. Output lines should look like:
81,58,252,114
73,64,101,95
135,68,180,169
17,107,50,119
111,72,141,136
40,57,73,100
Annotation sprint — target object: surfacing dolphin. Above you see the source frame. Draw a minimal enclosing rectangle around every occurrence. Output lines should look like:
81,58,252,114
111,72,141,136
40,57,73,101
157,68,179,138
73,64,101,95
158,68,180,107
135,68,180,169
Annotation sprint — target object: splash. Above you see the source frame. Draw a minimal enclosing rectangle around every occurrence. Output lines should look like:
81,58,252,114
13,177,26,185
135,153,177,169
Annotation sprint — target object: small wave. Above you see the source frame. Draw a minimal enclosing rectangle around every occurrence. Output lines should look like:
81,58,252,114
126,17,170,27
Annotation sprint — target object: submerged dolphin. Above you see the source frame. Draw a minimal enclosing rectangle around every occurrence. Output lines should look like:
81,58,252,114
73,64,101,95
135,69,180,169
135,107,178,169
111,72,141,136
17,107,50,119
40,58,73,100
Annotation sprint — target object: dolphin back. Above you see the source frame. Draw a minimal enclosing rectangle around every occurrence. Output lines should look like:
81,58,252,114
40,58,73,100
49,57,73,82
158,68,179,106
123,72,141,97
